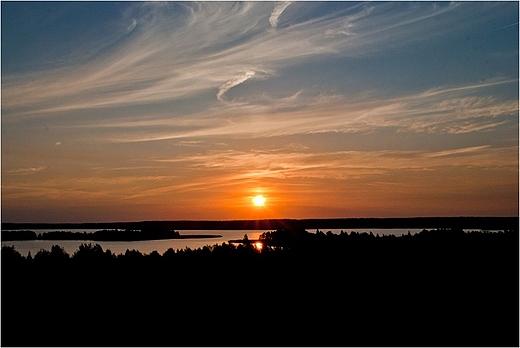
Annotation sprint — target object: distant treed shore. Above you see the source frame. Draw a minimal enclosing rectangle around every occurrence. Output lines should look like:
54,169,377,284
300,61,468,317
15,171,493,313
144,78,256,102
1,229,221,242
2,216,518,231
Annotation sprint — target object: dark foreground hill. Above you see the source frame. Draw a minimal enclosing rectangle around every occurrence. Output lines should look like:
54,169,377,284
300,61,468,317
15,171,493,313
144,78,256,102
2,228,518,347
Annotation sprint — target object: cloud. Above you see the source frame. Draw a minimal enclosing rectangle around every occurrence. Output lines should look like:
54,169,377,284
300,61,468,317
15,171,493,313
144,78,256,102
216,70,256,101
490,21,519,32
325,5,374,37
150,144,518,191
175,140,205,147
126,19,137,33
445,120,509,134
2,2,517,147
56,77,516,145
426,146,490,158
2,2,471,118
6,166,46,175
269,2,292,28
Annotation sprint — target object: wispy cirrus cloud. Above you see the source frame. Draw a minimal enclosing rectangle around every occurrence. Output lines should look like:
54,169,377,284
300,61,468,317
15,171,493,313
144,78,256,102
107,144,515,206
269,2,292,28
2,1,476,119
4,144,516,205
425,146,491,158
6,166,47,176
126,18,138,33
67,78,517,143
217,70,256,101
154,144,518,185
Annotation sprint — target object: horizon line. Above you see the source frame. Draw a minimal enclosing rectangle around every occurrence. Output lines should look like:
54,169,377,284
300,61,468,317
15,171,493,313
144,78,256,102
3,216,518,231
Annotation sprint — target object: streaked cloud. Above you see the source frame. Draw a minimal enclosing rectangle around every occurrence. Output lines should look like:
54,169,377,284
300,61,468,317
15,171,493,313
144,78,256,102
154,145,518,185
425,146,491,158
6,166,47,176
1,1,480,119
126,18,137,33
269,2,292,28
63,78,516,144
217,70,256,101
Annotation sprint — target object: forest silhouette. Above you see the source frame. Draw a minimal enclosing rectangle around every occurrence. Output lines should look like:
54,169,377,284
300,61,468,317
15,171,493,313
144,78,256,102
2,227,519,347
1,228,222,241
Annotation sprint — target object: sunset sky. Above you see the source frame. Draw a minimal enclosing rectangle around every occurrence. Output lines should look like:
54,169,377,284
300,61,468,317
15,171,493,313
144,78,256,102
2,1,518,223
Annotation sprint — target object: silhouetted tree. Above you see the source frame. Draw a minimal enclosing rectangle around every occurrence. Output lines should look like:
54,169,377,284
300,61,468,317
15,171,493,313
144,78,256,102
123,249,143,261
50,245,69,261
1,245,26,267
34,248,51,263
72,243,107,264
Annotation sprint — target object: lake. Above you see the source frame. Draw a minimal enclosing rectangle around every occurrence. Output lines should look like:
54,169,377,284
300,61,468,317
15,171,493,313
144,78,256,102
2,228,434,256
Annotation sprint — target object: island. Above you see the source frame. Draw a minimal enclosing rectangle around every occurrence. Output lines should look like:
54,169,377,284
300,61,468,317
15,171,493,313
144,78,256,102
1,229,222,242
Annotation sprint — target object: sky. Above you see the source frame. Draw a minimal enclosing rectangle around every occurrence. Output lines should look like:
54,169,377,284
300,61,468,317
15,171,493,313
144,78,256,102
1,1,518,223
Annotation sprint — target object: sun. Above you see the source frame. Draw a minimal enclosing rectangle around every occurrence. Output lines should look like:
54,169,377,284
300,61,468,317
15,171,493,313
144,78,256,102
252,195,266,207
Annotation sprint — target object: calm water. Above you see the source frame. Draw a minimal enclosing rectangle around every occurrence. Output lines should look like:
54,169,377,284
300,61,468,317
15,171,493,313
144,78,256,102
3,228,426,257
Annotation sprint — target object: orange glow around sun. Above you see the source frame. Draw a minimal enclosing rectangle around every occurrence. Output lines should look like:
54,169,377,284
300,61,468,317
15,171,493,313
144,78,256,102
252,195,266,207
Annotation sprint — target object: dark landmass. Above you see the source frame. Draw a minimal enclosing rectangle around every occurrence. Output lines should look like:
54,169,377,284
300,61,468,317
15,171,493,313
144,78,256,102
2,216,518,231
2,227,518,347
1,229,221,242
1,230,37,241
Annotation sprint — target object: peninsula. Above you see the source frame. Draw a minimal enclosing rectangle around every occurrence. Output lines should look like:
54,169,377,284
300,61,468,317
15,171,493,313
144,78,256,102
1,229,222,242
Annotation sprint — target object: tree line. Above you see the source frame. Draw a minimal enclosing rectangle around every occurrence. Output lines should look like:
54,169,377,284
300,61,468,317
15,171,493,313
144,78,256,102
2,228,518,347
3,216,517,231
1,228,221,242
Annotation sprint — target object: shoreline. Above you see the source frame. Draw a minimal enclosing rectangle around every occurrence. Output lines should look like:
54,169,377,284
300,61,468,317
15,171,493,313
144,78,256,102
1,230,222,242
2,216,518,231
